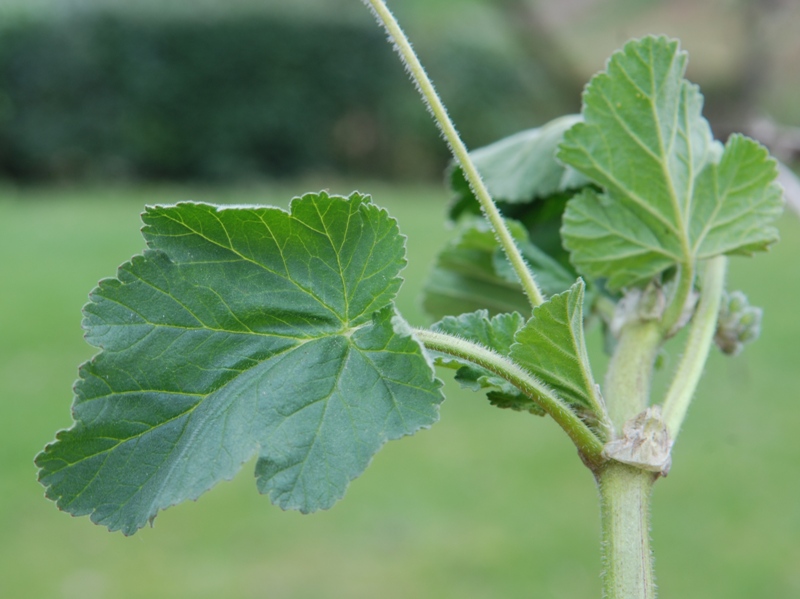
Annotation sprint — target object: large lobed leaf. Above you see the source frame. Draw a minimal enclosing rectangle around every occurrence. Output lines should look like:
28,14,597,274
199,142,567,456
36,192,444,535
559,36,783,290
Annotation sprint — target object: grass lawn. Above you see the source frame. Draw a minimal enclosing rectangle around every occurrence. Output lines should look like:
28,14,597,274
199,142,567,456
1,183,798,599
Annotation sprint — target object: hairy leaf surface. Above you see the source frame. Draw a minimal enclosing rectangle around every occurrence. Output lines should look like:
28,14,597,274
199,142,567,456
510,281,606,422
559,36,782,290
36,193,444,534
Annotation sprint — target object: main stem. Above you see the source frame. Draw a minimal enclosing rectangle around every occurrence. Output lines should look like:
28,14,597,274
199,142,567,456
597,463,657,599
600,318,664,598
362,0,545,308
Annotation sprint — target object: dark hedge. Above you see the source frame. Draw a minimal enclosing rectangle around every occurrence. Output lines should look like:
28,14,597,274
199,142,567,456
0,13,535,182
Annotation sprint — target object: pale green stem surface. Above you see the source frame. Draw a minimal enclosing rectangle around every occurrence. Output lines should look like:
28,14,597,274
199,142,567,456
362,0,545,308
660,263,695,336
605,321,663,434
600,313,665,598
661,256,727,436
597,463,657,599
414,328,605,466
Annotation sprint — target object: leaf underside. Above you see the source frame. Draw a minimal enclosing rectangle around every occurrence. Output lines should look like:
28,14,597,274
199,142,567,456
449,114,590,218
36,193,443,535
559,36,783,290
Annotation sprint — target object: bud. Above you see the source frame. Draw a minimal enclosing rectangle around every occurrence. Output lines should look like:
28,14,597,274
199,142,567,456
714,291,763,356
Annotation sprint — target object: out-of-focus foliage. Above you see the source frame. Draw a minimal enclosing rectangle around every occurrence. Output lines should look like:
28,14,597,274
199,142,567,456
2,0,798,183
0,12,535,182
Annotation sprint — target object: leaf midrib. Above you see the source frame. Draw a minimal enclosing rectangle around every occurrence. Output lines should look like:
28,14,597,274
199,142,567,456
594,43,700,263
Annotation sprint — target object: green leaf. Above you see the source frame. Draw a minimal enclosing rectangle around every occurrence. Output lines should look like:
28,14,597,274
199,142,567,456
559,36,783,290
36,193,444,535
505,192,578,268
431,311,543,415
422,220,530,320
560,188,679,290
510,280,605,421
692,134,783,258
446,116,594,278
449,114,591,219
422,218,574,320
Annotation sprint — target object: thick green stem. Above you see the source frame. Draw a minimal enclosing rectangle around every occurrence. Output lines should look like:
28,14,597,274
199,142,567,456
414,327,605,467
661,256,727,437
599,319,663,598
362,0,545,308
597,463,657,599
604,321,663,433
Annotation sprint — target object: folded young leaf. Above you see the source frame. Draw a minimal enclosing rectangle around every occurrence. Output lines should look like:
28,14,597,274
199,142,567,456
36,193,444,535
430,310,543,415
559,36,782,290
422,218,574,320
423,220,530,319
510,281,607,426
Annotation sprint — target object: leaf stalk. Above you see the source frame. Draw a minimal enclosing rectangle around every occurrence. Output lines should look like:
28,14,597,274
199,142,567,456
363,0,545,308
414,327,605,467
660,262,695,336
661,256,727,436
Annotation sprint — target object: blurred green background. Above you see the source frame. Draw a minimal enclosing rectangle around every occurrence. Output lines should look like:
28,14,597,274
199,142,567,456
1,0,799,597
1,0,799,182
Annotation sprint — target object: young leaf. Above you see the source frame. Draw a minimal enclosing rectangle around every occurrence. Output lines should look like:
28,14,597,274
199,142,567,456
692,134,783,258
430,311,543,415
492,234,577,297
559,36,783,290
449,114,590,219
36,193,444,535
423,220,530,319
422,218,574,320
445,116,594,276
510,280,606,424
